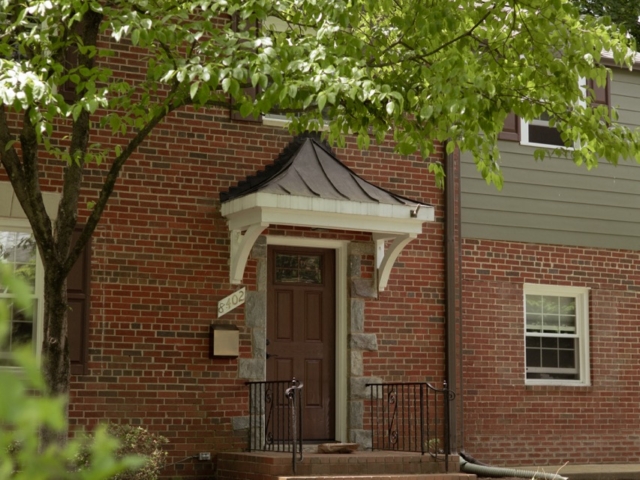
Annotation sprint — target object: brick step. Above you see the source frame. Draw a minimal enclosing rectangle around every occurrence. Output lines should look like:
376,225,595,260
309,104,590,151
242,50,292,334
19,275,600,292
217,452,462,480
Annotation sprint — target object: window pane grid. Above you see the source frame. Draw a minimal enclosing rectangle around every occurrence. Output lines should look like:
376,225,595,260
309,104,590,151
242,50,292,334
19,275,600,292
275,253,322,284
525,291,582,382
526,294,576,333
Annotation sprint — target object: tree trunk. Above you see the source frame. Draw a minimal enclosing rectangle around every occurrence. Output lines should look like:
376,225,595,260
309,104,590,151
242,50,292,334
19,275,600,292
40,260,70,446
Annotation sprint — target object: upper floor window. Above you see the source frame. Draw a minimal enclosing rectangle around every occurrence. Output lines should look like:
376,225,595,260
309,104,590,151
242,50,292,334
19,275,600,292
520,112,566,148
499,77,610,148
524,284,590,386
519,78,589,149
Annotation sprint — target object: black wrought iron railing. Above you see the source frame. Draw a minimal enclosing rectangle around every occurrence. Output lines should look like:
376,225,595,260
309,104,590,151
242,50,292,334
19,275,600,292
245,378,303,460
366,381,455,468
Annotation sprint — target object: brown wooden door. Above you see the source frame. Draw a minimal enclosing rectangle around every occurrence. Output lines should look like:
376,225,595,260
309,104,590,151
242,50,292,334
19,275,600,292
267,246,335,441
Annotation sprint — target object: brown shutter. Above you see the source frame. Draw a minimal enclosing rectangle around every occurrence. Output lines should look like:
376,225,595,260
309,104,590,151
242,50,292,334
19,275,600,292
59,45,78,104
498,112,520,141
68,227,91,376
230,14,262,123
587,77,610,107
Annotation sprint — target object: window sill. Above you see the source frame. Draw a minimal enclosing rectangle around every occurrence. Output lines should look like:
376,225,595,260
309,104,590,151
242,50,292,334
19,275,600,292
525,379,591,387
262,115,291,128
520,140,574,151
261,115,330,131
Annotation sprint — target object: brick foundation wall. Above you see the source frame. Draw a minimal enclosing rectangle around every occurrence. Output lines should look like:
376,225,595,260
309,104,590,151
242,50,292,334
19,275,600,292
461,238,640,466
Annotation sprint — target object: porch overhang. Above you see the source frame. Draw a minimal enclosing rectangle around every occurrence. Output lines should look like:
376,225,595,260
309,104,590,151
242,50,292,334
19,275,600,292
221,192,434,291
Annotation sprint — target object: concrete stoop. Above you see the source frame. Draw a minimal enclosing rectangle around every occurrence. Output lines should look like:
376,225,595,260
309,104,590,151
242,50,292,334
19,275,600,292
217,451,464,480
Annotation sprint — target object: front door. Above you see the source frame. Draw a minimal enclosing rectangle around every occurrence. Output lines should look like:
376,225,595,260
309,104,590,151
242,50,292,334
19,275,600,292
267,246,336,441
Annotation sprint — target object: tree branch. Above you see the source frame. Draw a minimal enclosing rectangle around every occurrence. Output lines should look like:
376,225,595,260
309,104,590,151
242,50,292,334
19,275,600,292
408,1,501,62
55,8,104,270
64,95,185,273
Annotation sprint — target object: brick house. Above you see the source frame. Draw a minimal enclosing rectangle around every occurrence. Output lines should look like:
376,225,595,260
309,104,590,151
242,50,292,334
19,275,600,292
1,107,449,477
1,20,640,479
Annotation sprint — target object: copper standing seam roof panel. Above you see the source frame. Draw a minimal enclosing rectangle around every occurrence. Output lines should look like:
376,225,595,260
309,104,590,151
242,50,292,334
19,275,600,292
220,133,431,208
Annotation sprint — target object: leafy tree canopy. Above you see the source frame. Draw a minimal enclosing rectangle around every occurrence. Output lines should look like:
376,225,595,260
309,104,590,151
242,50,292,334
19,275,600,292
0,0,638,199
575,0,640,46
0,0,639,401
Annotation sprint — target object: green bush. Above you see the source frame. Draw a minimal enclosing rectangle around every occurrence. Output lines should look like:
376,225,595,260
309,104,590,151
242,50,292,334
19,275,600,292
76,425,168,480
0,264,144,480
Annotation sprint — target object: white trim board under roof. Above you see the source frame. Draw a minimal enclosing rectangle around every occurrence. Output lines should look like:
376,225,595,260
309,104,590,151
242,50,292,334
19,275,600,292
220,134,434,291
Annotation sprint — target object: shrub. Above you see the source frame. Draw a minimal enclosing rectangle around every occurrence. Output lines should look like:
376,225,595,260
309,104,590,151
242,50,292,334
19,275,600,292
76,424,168,480
0,264,143,480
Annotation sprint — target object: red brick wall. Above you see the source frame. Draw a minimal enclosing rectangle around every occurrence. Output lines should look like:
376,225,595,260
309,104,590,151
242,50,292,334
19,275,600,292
462,238,640,466
1,30,449,478
56,113,447,477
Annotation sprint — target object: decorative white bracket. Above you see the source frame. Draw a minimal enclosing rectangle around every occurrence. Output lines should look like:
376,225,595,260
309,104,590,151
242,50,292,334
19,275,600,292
229,223,269,284
373,233,415,291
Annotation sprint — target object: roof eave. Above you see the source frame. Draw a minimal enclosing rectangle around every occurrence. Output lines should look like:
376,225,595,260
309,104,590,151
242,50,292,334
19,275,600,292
221,192,434,235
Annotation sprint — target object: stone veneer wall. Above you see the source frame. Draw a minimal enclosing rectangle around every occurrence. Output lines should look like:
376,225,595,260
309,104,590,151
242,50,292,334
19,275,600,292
347,241,379,447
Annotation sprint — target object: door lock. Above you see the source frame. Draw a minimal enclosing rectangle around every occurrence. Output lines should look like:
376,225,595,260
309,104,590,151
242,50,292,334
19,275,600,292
266,339,278,359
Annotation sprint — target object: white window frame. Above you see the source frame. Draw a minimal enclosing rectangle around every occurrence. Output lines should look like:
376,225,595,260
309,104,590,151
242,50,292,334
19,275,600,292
0,217,45,368
523,283,590,387
520,78,586,149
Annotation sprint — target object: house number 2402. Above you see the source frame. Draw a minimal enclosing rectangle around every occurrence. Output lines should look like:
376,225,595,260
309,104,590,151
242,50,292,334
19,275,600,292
218,288,246,318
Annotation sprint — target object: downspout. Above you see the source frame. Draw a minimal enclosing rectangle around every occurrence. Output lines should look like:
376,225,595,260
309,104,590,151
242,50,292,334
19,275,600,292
444,146,458,452
459,455,568,480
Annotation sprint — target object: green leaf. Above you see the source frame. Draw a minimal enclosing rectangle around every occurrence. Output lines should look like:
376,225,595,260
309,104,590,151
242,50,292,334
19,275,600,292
302,94,314,109
239,101,254,118
190,82,200,100
317,92,327,113
386,101,395,115
71,104,83,122
251,72,260,88
420,105,433,120
446,142,455,155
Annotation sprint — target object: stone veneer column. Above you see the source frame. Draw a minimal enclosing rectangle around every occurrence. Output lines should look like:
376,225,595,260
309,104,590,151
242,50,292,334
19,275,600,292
347,242,380,448
232,236,267,437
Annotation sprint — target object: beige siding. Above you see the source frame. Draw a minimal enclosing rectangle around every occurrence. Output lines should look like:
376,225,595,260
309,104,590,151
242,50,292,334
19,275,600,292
461,69,640,250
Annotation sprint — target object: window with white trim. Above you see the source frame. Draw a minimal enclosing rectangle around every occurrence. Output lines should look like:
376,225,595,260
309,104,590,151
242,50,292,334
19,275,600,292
520,112,566,147
524,284,590,386
501,76,609,146
0,220,43,366
519,79,587,149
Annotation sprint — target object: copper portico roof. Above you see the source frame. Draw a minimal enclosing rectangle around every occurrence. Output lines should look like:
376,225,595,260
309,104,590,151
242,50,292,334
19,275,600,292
220,133,430,209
